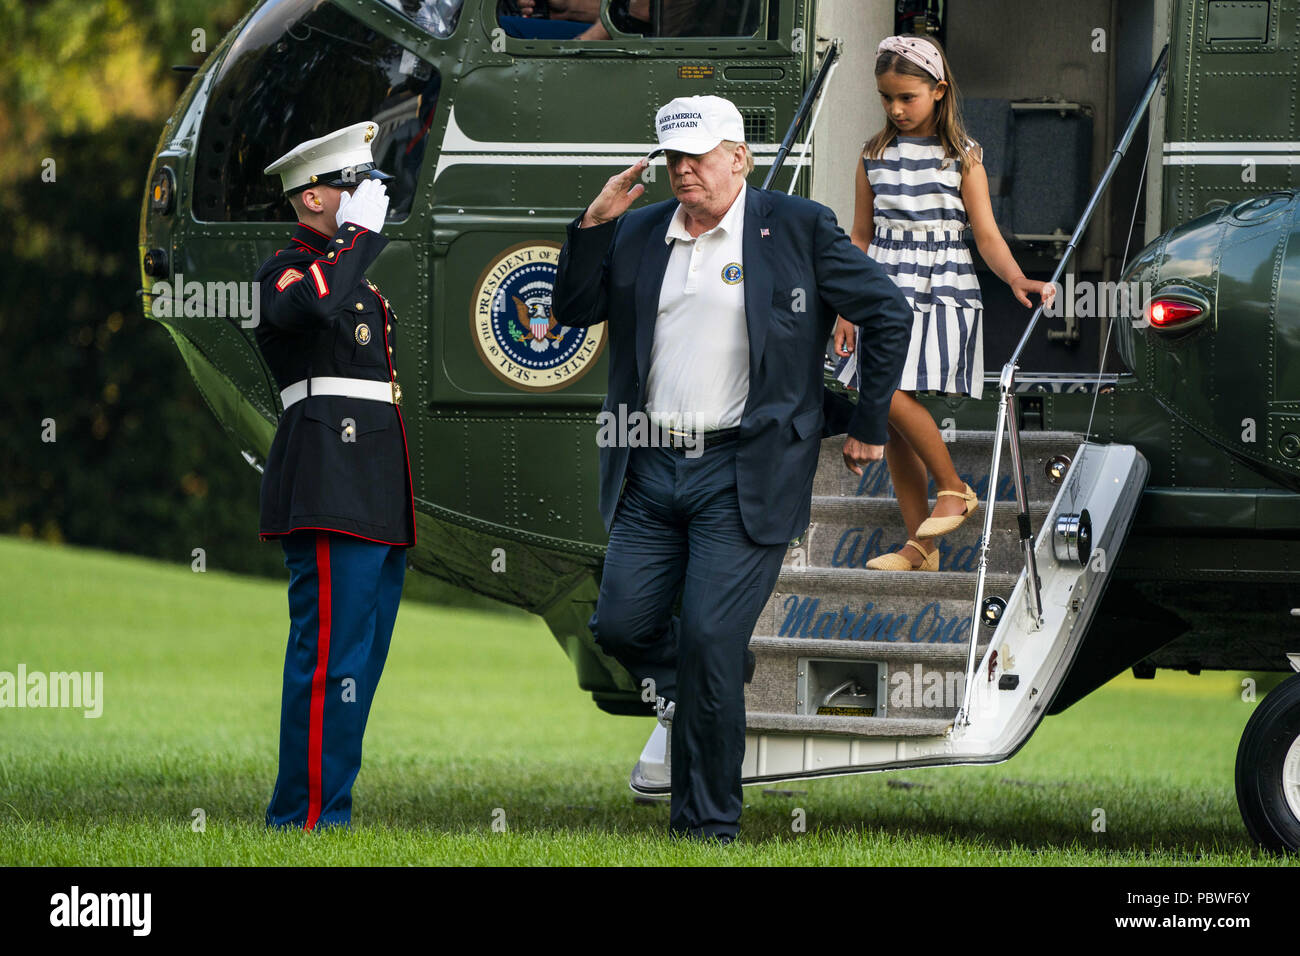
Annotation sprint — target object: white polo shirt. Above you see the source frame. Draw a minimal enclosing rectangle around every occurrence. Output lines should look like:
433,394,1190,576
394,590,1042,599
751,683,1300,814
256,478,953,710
646,182,749,433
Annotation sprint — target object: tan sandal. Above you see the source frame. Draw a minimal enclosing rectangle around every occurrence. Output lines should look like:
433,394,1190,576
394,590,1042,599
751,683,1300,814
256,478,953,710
915,482,978,539
865,539,940,571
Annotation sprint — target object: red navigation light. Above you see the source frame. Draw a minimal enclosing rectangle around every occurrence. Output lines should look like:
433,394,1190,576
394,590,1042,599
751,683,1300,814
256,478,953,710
1148,299,1203,328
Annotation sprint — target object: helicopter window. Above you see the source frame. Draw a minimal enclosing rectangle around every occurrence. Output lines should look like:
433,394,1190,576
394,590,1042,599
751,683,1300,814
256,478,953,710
497,0,767,40
378,0,465,37
194,0,440,222
653,0,765,37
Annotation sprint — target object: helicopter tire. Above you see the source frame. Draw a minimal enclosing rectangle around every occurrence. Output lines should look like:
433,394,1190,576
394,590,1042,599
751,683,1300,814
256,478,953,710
1235,671,1300,854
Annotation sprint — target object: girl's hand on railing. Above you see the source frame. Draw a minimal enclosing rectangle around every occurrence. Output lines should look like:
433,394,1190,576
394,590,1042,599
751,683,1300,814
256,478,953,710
1010,275,1057,310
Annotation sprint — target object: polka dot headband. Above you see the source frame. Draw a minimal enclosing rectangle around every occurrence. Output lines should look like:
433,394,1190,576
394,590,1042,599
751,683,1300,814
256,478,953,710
877,35,945,82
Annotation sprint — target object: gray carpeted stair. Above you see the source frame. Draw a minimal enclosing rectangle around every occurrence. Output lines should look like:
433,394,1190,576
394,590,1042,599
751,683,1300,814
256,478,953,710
744,428,1083,736
812,430,1078,502
792,497,1050,572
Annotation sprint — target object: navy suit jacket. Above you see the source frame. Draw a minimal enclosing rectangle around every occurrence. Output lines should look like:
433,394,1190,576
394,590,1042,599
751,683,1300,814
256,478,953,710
552,185,912,546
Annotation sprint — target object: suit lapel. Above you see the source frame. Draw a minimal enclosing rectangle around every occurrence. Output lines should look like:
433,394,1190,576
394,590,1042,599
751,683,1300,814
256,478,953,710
742,186,774,384
634,204,677,389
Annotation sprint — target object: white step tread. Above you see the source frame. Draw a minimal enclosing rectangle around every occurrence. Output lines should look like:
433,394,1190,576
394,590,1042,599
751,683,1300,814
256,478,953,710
775,566,1020,590
746,712,953,737
749,634,993,659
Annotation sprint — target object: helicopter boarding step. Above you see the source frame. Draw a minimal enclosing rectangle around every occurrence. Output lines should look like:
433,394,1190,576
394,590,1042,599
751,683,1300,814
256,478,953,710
628,429,1149,794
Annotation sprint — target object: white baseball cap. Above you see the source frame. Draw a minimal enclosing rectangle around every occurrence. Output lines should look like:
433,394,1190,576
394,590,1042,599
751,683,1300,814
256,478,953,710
649,95,746,157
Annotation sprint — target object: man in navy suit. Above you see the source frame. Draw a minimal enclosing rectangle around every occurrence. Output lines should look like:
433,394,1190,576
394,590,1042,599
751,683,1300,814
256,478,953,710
552,95,911,842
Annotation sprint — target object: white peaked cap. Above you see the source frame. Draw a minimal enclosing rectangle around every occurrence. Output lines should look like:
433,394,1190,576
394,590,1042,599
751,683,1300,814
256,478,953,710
649,95,746,156
263,120,391,194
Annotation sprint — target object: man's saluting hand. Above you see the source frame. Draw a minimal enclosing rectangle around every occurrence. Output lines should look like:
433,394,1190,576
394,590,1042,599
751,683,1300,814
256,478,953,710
579,159,648,228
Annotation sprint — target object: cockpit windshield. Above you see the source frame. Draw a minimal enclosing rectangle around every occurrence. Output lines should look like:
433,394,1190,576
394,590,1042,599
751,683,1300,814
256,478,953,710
194,0,440,222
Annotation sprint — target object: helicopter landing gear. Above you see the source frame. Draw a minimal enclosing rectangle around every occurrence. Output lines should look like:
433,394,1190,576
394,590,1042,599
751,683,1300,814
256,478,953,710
1235,671,1300,854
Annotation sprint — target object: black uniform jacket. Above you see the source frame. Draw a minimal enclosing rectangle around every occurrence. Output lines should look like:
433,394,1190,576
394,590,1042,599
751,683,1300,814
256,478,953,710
252,221,416,547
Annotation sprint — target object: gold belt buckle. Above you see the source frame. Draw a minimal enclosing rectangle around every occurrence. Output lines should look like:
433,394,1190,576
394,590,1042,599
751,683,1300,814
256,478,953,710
670,428,705,450
391,380,403,406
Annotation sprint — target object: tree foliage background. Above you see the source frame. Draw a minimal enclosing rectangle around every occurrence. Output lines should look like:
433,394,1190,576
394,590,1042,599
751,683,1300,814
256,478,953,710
0,0,508,610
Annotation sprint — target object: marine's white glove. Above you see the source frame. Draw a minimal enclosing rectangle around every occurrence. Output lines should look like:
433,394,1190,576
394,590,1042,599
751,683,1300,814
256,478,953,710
335,177,389,234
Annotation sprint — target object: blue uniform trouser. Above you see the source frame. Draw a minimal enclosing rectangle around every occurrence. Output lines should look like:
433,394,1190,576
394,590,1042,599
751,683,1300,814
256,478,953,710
590,439,788,839
266,530,406,830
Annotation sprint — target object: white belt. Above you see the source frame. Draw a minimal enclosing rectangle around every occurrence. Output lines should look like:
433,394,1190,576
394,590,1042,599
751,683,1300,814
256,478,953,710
280,376,398,410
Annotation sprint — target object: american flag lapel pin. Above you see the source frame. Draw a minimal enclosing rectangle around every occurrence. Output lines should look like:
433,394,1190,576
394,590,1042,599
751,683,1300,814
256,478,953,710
760,227,770,238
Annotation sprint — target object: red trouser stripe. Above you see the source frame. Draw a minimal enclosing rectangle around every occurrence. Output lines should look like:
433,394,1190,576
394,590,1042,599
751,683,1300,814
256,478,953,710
305,532,332,830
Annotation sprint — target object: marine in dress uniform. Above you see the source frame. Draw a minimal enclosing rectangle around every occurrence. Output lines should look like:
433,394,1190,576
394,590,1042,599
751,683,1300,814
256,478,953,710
253,121,417,831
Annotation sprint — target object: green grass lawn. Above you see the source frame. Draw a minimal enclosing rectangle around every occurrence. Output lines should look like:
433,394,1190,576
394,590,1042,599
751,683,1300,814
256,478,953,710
0,533,1294,866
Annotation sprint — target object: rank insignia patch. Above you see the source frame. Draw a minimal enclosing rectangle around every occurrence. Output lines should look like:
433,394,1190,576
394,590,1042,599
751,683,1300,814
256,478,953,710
275,268,305,291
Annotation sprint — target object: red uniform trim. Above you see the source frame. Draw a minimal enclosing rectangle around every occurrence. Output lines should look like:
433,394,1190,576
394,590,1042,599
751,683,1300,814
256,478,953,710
376,293,418,548
318,230,366,271
288,223,330,255
394,409,417,548
260,526,413,547
304,531,332,831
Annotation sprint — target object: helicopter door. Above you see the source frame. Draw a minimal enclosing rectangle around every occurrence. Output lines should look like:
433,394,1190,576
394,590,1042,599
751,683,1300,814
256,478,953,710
944,440,1150,759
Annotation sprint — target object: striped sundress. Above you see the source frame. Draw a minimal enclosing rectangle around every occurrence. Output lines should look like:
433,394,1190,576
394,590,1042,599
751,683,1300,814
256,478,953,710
833,134,984,399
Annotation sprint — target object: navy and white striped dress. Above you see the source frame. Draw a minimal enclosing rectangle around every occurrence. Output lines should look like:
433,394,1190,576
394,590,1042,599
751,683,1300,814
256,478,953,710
834,134,984,399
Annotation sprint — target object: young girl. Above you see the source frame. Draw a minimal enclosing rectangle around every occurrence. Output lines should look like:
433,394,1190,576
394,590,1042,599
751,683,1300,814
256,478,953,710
833,34,1055,571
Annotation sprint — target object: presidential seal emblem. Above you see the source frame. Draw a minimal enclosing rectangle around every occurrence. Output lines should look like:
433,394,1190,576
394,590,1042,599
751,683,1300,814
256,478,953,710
721,262,743,284
471,241,606,392
355,323,371,345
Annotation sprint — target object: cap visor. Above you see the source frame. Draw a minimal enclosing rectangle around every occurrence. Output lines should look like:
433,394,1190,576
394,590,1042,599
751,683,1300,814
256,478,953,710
307,165,393,189
648,135,724,158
